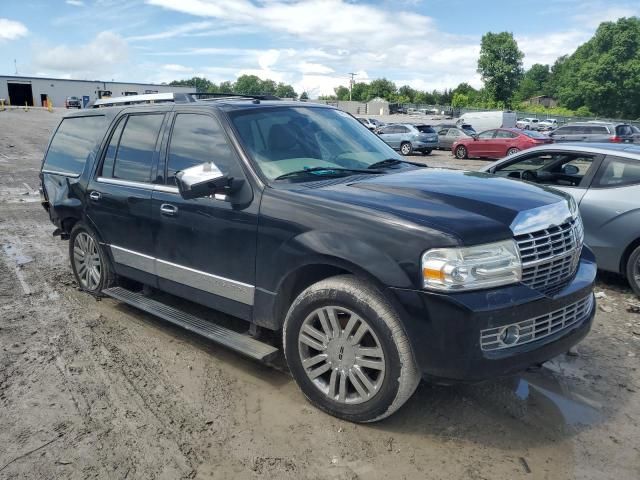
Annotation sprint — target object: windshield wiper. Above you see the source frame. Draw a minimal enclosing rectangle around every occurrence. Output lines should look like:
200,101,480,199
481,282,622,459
367,158,426,169
275,166,383,181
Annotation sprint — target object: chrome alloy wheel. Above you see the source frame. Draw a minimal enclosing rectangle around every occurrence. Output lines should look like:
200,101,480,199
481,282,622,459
298,306,385,405
400,143,411,155
635,257,640,286
73,232,101,290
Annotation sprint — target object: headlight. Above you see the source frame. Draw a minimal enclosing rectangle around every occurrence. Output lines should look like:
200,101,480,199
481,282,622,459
421,240,522,291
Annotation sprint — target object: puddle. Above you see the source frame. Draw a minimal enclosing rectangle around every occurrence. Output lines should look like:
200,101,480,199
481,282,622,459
514,369,604,427
2,243,34,266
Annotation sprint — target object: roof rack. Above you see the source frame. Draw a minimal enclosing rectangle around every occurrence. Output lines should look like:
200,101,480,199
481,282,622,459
92,91,281,108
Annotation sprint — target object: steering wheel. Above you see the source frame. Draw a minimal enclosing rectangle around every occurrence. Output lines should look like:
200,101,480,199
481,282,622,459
521,170,537,182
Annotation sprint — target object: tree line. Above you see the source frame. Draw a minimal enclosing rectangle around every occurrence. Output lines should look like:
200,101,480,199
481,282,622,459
170,74,301,99
170,17,640,119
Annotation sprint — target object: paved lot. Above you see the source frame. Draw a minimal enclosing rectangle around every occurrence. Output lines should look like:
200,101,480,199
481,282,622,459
1,109,639,480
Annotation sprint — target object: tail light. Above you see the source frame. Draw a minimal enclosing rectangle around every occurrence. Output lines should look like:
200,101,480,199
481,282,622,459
610,136,622,143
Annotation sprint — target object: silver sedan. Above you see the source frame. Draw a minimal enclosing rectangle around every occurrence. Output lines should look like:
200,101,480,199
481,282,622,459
481,143,640,296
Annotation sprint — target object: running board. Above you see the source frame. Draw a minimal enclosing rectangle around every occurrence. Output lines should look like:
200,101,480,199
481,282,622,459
103,286,279,362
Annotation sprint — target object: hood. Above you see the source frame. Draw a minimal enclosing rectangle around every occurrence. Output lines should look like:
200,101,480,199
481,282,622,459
294,168,570,245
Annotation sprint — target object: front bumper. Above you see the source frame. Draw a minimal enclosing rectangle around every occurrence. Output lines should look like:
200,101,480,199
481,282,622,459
387,246,597,383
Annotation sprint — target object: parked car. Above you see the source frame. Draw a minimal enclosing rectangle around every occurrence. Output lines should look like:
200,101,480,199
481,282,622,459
549,122,635,143
482,143,640,295
456,111,517,132
629,125,640,143
538,119,558,131
377,123,438,155
40,97,595,422
437,126,475,151
452,128,553,159
516,117,540,130
65,96,81,109
357,117,377,131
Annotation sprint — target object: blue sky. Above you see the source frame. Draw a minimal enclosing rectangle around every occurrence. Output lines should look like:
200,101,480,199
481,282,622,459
1,0,639,97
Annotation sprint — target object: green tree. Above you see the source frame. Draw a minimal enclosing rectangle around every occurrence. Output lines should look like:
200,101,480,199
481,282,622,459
477,32,524,106
234,75,264,95
366,78,397,101
259,79,277,95
397,85,417,103
300,91,309,101
552,17,640,118
451,92,470,107
350,82,369,101
218,81,234,93
275,82,297,99
514,63,551,102
170,76,217,93
334,85,350,100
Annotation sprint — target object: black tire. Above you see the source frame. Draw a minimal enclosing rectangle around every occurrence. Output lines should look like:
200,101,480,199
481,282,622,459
455,145,468,159
400,142,412,156
283,275,420,423
423,149,432,155
626,245,640,297
69,223,115,295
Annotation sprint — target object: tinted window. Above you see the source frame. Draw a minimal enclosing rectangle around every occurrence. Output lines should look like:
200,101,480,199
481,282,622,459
616,125,632,136
396,125,410,133
587,126,609,134
112,114,164,183
167,114,237,185
495,130,517,139
415,125,435,133
44,116,105,176
521,130,548,139
100,117,125,177
478,130,495,139
594,156,640,187
555,126,575,135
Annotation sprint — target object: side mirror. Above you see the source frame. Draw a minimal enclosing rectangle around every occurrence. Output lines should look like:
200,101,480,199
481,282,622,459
176,162,232,200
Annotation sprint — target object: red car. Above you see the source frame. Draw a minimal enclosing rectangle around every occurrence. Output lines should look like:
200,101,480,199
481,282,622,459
452,128,553,159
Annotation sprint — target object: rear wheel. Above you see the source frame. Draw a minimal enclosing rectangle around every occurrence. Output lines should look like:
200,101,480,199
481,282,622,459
506,147,520,156
283,275,420,423
400,142,412,156
626,245,640,296
455,145,468,159
69,223,115,295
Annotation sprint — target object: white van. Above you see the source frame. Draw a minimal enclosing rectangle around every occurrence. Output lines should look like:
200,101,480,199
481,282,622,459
456,111,517,133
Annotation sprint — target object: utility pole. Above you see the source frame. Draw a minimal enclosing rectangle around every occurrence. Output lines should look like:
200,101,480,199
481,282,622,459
348,72,357,101
14,59,18,75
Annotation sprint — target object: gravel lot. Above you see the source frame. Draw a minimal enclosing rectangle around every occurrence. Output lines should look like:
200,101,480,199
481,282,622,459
1,109,639,480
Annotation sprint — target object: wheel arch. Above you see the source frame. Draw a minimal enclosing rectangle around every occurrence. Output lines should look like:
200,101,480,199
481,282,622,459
620,236,640,276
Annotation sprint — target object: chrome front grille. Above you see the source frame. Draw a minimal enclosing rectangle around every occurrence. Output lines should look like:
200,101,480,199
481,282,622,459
480,294,594,351
515,219,582,295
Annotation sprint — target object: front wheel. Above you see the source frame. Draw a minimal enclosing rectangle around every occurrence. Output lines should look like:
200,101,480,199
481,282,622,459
69,223,115,294
283,275,420,423
626,245,640,296
455,145,468,159
400,142,412,156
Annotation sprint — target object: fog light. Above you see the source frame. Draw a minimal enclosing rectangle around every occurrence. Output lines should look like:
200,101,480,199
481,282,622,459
499,325,520,346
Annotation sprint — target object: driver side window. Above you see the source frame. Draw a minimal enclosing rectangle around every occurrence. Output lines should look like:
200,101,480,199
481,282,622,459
477,130,495,139
495,153,596,186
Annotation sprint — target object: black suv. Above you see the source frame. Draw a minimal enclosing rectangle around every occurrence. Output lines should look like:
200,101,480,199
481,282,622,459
40,95,596,422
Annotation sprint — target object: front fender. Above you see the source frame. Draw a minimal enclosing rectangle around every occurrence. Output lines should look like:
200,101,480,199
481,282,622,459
264,230,414,291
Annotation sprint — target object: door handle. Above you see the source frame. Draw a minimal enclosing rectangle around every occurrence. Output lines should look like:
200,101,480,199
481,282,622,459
160,203,178,216
89,191,101,201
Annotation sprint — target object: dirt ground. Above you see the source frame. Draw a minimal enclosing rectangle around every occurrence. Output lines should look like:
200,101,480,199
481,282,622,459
0,109,639,480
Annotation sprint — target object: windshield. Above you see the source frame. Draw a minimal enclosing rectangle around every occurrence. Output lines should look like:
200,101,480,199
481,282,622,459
521,130,548,139
228,106,402,180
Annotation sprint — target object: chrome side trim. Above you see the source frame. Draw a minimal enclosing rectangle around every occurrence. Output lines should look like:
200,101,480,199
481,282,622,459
42,169,80,178
108,244,254,305
156,259,254,305
154,185,179,194
97,177,153,190
110,245,155,275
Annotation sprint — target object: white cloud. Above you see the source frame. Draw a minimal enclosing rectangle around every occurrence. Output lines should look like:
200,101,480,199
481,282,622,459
517,30,591,67
66,0,85,6
0,18,28,41
127,21,213,41
298,62,334,75
32,31,129,77
162,64,193,73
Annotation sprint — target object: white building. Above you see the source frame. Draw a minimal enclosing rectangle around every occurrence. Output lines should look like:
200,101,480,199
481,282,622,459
0,75,192,108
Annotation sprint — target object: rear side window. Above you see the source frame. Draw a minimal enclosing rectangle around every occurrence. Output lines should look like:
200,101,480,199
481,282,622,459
495,130,517,139
167,114,237,186
44,116,105,176
416,125,435,134
594,156,640,187
616,125,632,136
109,114,164,183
